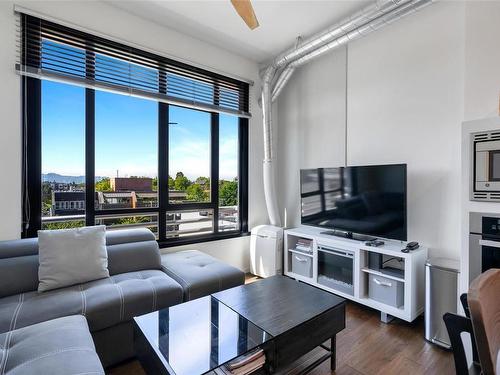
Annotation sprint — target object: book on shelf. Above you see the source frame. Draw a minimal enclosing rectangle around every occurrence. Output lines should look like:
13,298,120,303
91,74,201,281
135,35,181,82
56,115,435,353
294,245,312,253
215,348,266,375
294,239,313,253
296,239,312,248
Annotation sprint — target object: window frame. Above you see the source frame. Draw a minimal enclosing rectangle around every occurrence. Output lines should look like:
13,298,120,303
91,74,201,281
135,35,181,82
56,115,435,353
22,76,249,245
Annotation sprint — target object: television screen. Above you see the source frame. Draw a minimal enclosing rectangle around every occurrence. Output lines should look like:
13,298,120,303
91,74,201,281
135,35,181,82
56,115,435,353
300,164,407,241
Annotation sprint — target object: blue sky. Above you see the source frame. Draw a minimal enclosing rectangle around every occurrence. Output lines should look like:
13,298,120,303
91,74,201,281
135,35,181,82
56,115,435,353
42,80,238,181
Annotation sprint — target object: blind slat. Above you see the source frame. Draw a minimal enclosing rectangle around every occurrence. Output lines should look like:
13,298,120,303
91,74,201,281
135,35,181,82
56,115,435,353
18,14,250,117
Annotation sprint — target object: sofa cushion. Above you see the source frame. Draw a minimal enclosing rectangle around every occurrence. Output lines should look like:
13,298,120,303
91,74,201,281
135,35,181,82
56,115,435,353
0,228,161,299
83,270,182,331
161,250,245,301
0,270,183,334
37,226,109,292
0,315,104,375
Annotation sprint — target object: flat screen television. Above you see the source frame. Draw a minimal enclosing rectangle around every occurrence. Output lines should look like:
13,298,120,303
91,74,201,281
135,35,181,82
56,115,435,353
300,164,407,241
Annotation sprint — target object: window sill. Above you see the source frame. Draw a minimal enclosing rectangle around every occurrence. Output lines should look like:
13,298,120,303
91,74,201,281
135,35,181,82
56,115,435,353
158,231,250,248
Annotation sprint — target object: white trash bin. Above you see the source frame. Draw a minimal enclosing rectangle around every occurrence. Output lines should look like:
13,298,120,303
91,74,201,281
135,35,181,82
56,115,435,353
424,257,460,349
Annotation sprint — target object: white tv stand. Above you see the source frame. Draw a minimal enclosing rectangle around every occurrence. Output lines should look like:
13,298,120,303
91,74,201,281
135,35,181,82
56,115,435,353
284,226,428,322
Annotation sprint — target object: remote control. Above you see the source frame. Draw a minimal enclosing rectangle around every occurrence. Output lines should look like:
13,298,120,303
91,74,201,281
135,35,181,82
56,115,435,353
401,241,419,253
366,240,385,247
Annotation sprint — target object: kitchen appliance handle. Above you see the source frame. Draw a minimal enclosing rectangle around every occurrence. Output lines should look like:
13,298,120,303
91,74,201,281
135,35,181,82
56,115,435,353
294,255,308,262
373,278,392,287
318,247,354,258
479,239,500,249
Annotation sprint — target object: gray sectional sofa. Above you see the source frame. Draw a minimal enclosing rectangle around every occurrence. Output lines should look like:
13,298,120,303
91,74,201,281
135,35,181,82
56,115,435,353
0,228,245,373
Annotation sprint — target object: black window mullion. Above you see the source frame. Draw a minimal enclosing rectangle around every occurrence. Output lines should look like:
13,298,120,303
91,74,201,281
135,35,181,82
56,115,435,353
158,102,168,242
239,118,249,233
211,113,220,233
85,88,95,227
167,202,215,211
23,77,42,238
85,44,96,227
94,208,159,217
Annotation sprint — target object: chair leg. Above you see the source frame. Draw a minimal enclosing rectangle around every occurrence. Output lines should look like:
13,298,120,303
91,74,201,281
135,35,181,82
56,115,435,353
443,312,478,375
459,293,480,366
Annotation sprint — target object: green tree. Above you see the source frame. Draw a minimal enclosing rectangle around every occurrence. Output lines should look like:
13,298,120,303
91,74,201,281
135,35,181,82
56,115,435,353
195,176,210,190
174,172,190,191
95,178,112,192
152,177,158,192
116,216,150,225
186,183,208,202
42,202,52,216
168,175,175,189
219,180,238,206
42,182,52,206
43,220,85,230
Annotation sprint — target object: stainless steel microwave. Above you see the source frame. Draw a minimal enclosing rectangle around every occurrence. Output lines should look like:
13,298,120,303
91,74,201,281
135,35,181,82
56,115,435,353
472,130,500,201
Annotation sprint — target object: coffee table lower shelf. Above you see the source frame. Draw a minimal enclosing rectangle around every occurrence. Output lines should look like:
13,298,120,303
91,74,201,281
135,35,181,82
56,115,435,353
136,335,338,375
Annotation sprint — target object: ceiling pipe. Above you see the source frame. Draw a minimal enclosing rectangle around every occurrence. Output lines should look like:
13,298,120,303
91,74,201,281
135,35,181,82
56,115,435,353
272,0,412,69
271,66,295,103
261,0,433,227
271,0,432,102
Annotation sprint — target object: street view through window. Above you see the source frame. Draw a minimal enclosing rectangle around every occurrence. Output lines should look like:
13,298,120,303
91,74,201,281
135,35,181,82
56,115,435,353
41,80,240,238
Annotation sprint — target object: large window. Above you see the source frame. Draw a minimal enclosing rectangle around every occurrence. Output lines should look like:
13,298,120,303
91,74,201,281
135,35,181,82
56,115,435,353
20,14,249,245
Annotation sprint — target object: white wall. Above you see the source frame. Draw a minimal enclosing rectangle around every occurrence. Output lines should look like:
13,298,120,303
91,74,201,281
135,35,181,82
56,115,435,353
347,2,465,259
277,47,347,228
464,1,500,121
0,1,268,271
277,2,466,259
0,2,22,241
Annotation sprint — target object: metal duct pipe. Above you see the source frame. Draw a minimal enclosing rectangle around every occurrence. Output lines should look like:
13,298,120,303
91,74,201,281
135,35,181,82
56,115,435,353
266,0,413,104
270,0,432,103
271,66,295,102
261,66,281,226
289,0,432,67
261,0,433,226
272,0,411,69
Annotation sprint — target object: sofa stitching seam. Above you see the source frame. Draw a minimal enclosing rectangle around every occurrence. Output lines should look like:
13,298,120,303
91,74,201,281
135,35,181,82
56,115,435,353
79,284,87,317
6,347,97,373
4,325,85,348
111,278,125,322
0,332,13,374
137,272,156,310
9,293,24,332
163,266,191,300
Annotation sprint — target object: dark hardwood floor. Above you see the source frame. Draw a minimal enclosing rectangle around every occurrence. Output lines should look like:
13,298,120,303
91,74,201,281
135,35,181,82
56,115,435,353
108,275,454,375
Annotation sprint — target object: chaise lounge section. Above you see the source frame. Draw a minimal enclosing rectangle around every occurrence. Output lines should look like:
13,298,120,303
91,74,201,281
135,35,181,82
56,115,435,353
0,315,104,375
161,249,245,301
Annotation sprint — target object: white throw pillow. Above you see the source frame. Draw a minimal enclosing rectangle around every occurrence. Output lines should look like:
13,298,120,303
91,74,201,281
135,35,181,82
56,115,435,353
38,225,109,292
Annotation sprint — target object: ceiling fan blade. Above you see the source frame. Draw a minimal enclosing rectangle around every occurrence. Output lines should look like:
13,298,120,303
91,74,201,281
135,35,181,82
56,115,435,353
230,0,260,30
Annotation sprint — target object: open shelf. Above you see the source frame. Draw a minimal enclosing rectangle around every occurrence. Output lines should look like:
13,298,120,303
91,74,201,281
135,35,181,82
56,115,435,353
288,248,313,257
361,267,405,283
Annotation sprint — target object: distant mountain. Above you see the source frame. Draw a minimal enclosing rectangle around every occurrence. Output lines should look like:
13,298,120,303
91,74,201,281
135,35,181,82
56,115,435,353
42,173,105,184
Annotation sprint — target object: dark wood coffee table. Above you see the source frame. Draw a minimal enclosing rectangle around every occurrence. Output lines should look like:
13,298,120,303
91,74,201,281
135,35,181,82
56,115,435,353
134,275,345,374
